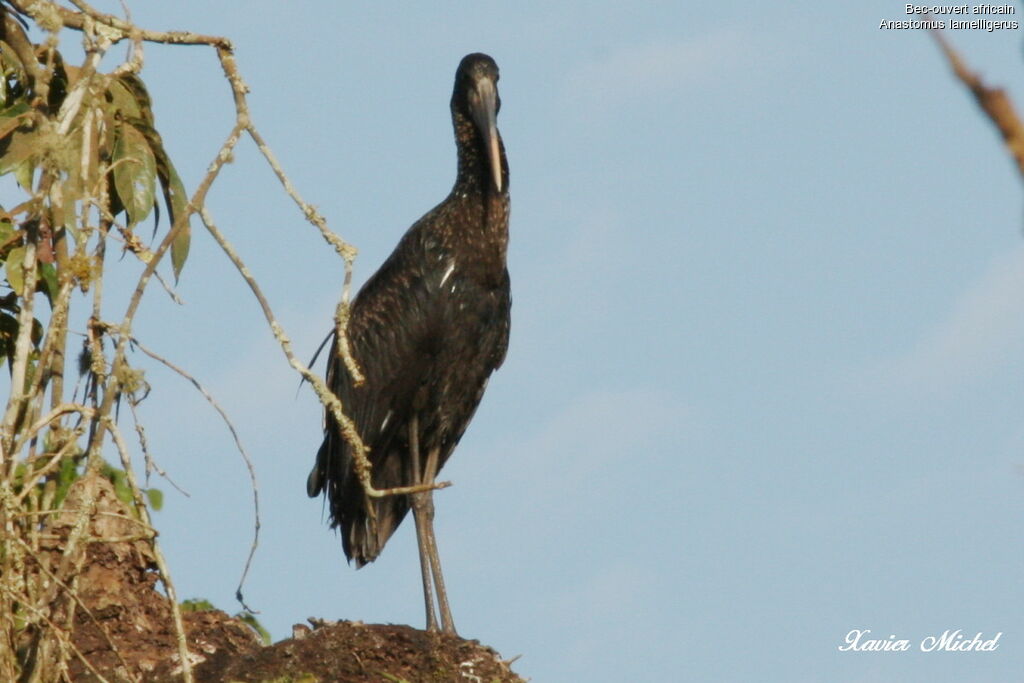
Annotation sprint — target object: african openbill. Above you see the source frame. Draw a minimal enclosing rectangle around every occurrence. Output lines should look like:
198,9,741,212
307,53,510,634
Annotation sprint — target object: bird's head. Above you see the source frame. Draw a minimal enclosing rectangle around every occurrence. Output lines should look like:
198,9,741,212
451,53,504,193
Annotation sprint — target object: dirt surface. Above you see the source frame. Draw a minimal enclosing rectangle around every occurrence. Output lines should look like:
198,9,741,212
51,476,524,682
75,602,527,682
44,476,261,681
194,620,525,683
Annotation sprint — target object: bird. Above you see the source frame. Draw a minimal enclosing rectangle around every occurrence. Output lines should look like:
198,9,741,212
307,53,510,635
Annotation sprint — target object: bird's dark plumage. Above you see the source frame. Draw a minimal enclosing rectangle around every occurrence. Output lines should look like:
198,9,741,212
308,54,510,621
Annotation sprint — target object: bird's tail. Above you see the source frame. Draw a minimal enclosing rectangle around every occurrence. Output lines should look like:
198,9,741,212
310,436,410,567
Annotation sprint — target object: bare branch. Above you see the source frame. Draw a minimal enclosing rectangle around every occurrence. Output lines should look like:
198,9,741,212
927,24,1024,181
245,125,365,386
8,0,232,49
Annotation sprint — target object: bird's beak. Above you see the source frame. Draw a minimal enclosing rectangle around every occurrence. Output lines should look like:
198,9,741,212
468,77,503,193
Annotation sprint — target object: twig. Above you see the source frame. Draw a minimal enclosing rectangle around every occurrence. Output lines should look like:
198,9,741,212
10,402,92,457
128,336,260,609
8,0,232,49
125,397,188,496
245,126,364,386
927,23,1024,180
152,269,184,305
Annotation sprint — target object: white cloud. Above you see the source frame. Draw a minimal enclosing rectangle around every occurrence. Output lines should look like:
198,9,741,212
565,28,749,105
867,245,1024,395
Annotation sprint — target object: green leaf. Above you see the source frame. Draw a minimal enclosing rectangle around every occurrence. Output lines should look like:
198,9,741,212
139,122,190,279
113,477,133,506
166,163,190,280
13,159,33,191
61,180,81,245
37,262,57,306
144,487,163,511
106,79,143,120
5,245,25,294
112,123,156,228
53,455,80,508
180,598,216,613
116,76,191,279
115,74,155,127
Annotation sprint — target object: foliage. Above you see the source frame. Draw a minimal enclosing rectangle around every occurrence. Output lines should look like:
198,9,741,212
0,0,362,679
0,32,190,284
236,609,273,646
0,3,192,679
180,597,217,613
181,597,272,645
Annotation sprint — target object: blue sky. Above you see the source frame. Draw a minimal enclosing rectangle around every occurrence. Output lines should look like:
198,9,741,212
6,1,1024,680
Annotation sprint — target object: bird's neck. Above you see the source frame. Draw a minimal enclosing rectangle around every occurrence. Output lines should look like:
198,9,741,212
452,112,509,197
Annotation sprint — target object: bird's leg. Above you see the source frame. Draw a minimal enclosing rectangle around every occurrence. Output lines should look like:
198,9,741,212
408,415,440,632
422,445,456,634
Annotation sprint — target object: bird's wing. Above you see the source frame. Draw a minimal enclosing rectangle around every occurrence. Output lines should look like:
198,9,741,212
309,236,435,496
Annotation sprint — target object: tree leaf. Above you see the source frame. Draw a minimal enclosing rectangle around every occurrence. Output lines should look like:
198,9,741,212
111,122,156,228
114,74,191,279
6,245,25,295
61,181,81,246
115,74,155,127
166,162,190,280
180,598,216,613
13,159,33,191
106,79,143,119
37,262,57,306
145,487,163,511
135,120,190,279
